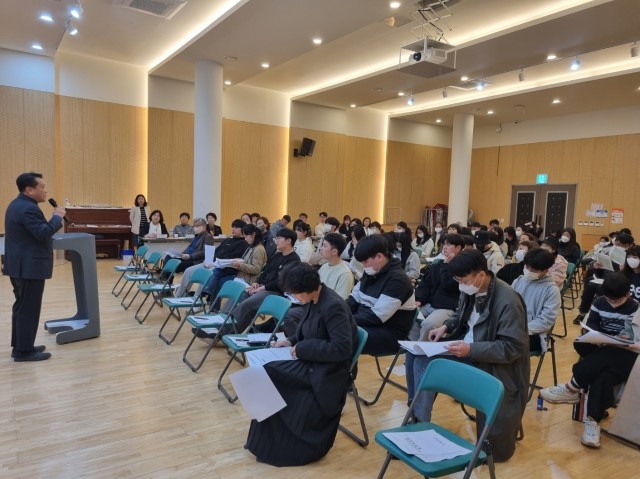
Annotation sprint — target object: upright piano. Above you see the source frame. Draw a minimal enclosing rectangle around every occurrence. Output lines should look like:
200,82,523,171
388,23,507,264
64,206,131,258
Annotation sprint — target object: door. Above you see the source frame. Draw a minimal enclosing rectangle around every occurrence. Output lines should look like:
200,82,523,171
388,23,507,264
510,184,576,236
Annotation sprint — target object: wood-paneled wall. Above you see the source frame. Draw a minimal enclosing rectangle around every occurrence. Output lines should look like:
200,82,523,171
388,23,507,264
384,140,451,227
470,134,640,245
0,86,55,226
148,107,193,228
287,128,386,223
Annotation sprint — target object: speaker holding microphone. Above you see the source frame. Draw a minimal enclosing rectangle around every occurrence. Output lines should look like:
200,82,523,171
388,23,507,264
48,198,70,223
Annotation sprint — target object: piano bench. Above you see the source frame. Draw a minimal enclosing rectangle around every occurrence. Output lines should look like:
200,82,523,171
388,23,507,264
95,239,121,259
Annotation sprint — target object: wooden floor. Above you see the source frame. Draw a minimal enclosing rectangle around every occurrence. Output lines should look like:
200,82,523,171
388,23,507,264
1,259,638,479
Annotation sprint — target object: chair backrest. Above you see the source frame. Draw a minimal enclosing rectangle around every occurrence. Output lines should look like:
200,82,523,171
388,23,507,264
561,262,576,295
134,245,148,260
351,326,369,370
212,280,246,314
160,258,181,279
255,295,291,324
418,358,504,427
144,251,163,269
189,267,213,287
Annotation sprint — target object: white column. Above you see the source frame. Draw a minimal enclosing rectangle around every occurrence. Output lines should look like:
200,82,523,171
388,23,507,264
194,60,223,220
447,113,474,225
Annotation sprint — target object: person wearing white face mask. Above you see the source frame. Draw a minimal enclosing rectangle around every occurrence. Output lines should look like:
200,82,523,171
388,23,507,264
620,244,640,303
347,235,416,356
540,236,568,288
557,227,581,265
497,239,538,286
410,249,529,463
511,248,561,354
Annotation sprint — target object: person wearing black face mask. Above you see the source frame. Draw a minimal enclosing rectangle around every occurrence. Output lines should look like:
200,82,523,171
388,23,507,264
473,230,504,274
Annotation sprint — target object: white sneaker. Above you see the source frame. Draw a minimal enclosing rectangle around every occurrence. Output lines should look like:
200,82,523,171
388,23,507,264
581,418,601,448
539,384,580,404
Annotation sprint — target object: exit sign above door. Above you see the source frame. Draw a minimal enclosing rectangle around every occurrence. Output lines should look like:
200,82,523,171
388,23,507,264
536,174,548,184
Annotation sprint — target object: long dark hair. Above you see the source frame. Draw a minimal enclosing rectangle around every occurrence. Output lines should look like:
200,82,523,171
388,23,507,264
396,232,413,268
415,225,430,246
242,224,263,247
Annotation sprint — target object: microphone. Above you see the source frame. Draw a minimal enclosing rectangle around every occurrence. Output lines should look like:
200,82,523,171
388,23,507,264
48,198,70,223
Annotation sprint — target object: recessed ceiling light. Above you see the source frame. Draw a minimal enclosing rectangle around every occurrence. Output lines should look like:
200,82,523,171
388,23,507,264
546,53,557,60
398,92,405,97
552,98,561,104
39,14,53,23
570,57,581,71
390,1,401,8
261,62,270,68
224,56,238,61
407,95,415,106
224,80,232,86
350,104,357,108
67,25,78,36
435,118,442,123
476,80,486,91
31,43,43,50
312,38,322,45
487,110,494,115
70,3,82,19
460,75,469,81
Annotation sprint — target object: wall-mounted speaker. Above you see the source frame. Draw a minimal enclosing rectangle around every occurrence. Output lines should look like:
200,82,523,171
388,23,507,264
295,137,316,157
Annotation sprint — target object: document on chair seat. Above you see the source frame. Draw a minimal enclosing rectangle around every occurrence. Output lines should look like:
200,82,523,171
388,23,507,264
246,347,296,367
575,322,634,346
189,314,226,326
230,366,287,422
383,429,471,463
398,341,456,356
163,248,183,258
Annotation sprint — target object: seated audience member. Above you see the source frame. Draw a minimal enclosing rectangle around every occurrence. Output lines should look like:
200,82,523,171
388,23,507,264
145,209,168,238
250,212,261,225
310,216,341,265
525,221,544,239
469,221,482,234
514,225,524,240
346,225,366,280
573,233,635,324
232,223,267,287
347,235,416,355
409,249,529,462
173,212,194,237
582,235,612,269
240,212,251,224
511,248,561,352
283,233,355,335
462,235,475,250
541,273,639,449
497,239,538,285
521,231,539,244
503,226,518,259
622,245,640,303
298,212,308,223
539,236,568,288
491,226,507,258
205,212,223,237
198,219,248,298
270,214,291,234
341,224,363,262
256,216,276,257
395,232,421,281
349,218,362,228
160,217,214,286
362,217,372,235
245,262,357,467
293,222,314,263
558,227,581,264
395,221,411,237
489,218,500,229
338,215,352,235
447,223,464,235
474,230,504,273
412,225,431,253
315,211,328,237
230,228,300,332
429,222,445,255
369,221,382,234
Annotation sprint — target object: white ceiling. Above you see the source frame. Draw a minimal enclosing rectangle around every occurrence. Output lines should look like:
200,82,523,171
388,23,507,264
1,0,639,128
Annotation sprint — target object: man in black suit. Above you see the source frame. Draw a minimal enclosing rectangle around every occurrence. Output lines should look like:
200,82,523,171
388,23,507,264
4,172,65,361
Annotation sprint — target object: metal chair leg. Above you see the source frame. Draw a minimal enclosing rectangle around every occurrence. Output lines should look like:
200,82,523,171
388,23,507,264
338,377,369,447
158,309,186,345
359,351,404,406
217,352,239,403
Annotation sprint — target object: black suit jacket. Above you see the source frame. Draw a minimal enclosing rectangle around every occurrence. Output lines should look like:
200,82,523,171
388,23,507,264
3,194,63,280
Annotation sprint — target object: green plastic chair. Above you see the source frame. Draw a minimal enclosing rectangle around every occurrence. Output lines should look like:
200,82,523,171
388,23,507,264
338,326,370,447
112,245,148,296
359,308,420,406
158,267,213,345
134,258,181,323
120,251,163,310
217,295,291,403
554,262,576,338
375,359,504,479
182,280,247,372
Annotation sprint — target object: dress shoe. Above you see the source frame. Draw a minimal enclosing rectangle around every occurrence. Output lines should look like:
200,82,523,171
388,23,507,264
11,345,46,358
14,351,52,362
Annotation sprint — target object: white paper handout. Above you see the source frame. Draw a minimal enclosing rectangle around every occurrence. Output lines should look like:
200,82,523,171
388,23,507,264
609,246,627,266
163,248,183,258
213,258,236,268
246,347,297,367
229,366,287,422
399,341,456,357
596,253,614,271
575,322,634,346
383,429,471,463
204,244,215,264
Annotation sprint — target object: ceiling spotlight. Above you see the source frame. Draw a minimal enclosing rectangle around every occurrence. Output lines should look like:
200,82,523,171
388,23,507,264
460,75,469,82
350,104,357,108
476,80,486,91
261,62,270,68
570,57,581,71
390,1,401,8
70,1,83,19
312,38,322,45
67,25,78,35
552,98,561,104
435,118,442,123
224,80,232,85
442,87,448,98
39,14,53,23
631,42,638,58
32,43,43,50
407,95,415,106
224,56,238,61
398,91,405,97
487,110,494,115
518,69,525,82
546,53,557,61
496,124,503,133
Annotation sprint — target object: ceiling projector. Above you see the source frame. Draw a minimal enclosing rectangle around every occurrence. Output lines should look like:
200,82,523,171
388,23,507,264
411,47,448,64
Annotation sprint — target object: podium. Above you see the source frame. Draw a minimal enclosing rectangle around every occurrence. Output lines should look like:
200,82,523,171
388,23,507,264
45,233,101,343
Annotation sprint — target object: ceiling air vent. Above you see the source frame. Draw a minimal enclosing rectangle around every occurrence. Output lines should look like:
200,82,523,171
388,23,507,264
113,0,187,19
